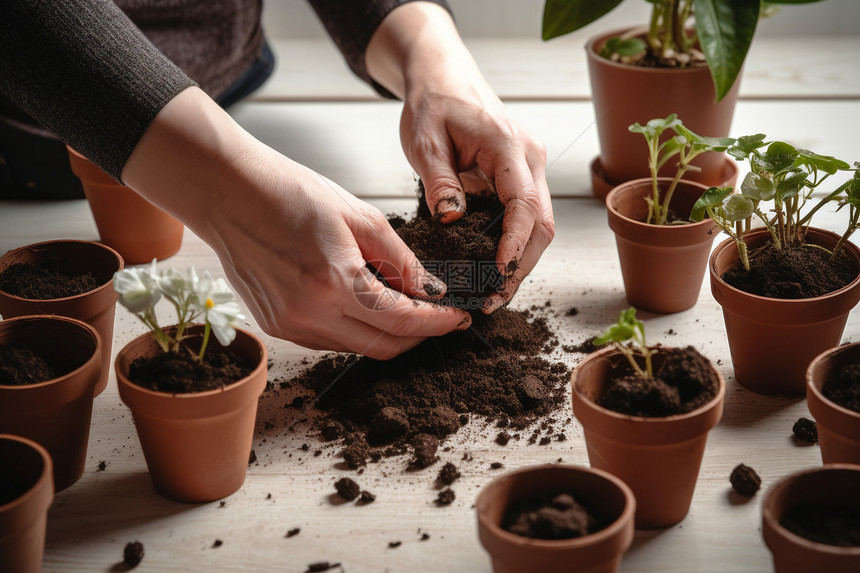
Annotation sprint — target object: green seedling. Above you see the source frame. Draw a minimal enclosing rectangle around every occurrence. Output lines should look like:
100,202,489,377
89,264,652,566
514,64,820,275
594,307,653,379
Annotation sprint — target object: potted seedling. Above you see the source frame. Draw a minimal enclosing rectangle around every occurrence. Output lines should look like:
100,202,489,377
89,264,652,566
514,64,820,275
806,342,860,465
541,0,824,197
570,308,725,528
476,464,635,573
692,135,860,394
113,262,267,503
606,115,734,313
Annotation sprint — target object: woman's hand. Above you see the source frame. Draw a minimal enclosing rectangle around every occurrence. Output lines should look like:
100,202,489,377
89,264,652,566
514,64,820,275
122,87,471,360
366,2,555,312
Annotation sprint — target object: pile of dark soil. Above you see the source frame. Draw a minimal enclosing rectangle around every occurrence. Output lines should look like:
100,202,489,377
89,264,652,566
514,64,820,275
0,343,55,385
0,262,98,299
781,504,860,546
822,363,860,413
129,349,251,393
598,346,718,417
502,492,602,540
722,243,859,299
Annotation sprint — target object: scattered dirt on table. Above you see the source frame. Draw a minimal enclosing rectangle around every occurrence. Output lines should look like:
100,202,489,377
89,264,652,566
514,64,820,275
721,242,859,299
122,541,144,568
502,492,603,540
334,477,361,501
781,505,860,546
822,363,860,413
598,346,718,417
729,463,761,497
0,261,99,299
436,462,461,486
0,343,56,385
792,417,819,443
435,488,456,507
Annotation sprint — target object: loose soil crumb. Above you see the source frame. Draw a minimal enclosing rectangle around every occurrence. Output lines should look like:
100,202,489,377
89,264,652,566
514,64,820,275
388,541,402,549
286,528,301,538
0,262,99,299
211,539,223,548
781,505,860,546
437,462,461,486
822,363,860,413
598,347,718,417
334,477,361,501
792,417,819,443
435,488,456,506
722,243,859,299
730,464,761,497
0,343,56,385
306,562,341,573
502,492,601,540
123,541,144,568
411,433,439,469
97,461,107,471
358,490,376,505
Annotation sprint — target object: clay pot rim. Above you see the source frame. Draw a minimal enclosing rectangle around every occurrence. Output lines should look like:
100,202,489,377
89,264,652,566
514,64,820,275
762,463,860,556
116,324,267,401
709,228,860,305
476,463,635,549
572,345,727,424
0,315,101,392
0,239,123,303
584,27,712,76
0,433,53,513
807,343,860,419
606,177,715,228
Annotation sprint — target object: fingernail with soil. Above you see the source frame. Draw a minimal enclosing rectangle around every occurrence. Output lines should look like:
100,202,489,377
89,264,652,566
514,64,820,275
504,258,519,277
456,315,472,331
433,195,463,223
423,275,445,298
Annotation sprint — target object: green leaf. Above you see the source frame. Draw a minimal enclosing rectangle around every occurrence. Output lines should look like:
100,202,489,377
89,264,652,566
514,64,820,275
694,0,761,102
796,148,850,175
724,194,755,221
601,36,647,58
741,172,776,201
729,134,767,160
776,171,810,200
760,141,799,173
691,186,733,222
629,114,679,139
541,0,625,41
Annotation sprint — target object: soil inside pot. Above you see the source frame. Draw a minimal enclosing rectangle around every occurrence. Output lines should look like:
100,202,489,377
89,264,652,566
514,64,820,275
0,342,56,385
128,347,251,393
780,504,860,547
822,363,860,413
0,261,99,299
502,491,604,540
598,346,718,417
721,242,859,299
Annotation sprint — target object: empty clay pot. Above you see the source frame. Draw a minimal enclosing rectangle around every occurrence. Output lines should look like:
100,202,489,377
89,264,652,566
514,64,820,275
67,146,184,264
585,27,741,198
0,239,122,395
762,464,860,572
807,343,860,464
116,324,267,503
0,315,102,491
571,346,725,529
0,434,54,573
476,464,635,573
710,228,860,395
606,178,717,314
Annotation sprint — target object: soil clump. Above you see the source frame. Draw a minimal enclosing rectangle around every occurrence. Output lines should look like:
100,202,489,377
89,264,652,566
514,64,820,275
729,463,761,497
502,492,602,540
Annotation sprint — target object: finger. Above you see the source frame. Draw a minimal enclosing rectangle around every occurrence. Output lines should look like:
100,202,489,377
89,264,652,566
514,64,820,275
492,157,546,276
345,265,472,337
409,136,468,223
289,314,430,361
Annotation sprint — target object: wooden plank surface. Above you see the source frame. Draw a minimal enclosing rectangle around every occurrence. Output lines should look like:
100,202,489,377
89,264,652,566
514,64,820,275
2,193,859,572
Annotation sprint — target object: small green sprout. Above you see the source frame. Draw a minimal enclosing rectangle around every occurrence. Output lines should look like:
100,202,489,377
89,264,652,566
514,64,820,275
594,308,654,379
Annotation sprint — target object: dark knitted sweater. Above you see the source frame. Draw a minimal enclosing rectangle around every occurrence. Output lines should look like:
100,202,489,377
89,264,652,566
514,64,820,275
0,0,451,181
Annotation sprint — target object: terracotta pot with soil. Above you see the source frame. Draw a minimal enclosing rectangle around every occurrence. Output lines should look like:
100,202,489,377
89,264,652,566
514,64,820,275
571,344,725,529
0,434,54,573
0,239,122,395
116,324,267,503
585,28,740,200
710,228,860,395
67,146,184,264
762,464,860,573
606,177,717,314
476,464,635,573
806,343,860,464
0,315,101,491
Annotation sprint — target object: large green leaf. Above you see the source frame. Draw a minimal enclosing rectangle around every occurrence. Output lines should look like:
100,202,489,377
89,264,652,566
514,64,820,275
541,0,626,41
694,0,760,102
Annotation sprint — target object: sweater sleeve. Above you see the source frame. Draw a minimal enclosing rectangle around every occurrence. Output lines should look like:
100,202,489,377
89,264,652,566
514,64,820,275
307,0,452,99
0,0,196,181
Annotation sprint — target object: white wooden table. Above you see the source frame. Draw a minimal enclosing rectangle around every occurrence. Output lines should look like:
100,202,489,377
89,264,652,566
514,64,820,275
1,36,860,573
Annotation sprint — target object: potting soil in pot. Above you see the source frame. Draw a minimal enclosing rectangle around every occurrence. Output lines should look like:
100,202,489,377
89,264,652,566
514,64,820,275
721,243,859,299
129,349,252,393
598,346,718,417
502,491,604,540
0,343,56,386
780,505,860,546
0,262,98,299
822,363,860,413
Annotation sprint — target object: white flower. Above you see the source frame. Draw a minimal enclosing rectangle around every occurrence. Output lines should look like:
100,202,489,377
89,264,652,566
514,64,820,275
113,261,161,314
194,270,244,347
158,267,191,304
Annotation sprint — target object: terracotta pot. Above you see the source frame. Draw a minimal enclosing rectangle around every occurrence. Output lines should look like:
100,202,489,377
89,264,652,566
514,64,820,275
0,240,121,396
116,324,267,503
710,228,860,395
67,146,184,264
762,464,860,572
606,178,717,314
585,28,742,199
807,343,860,464
0,434,54,573
571,346,725,529
0,316,102,491
476,464,635,573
